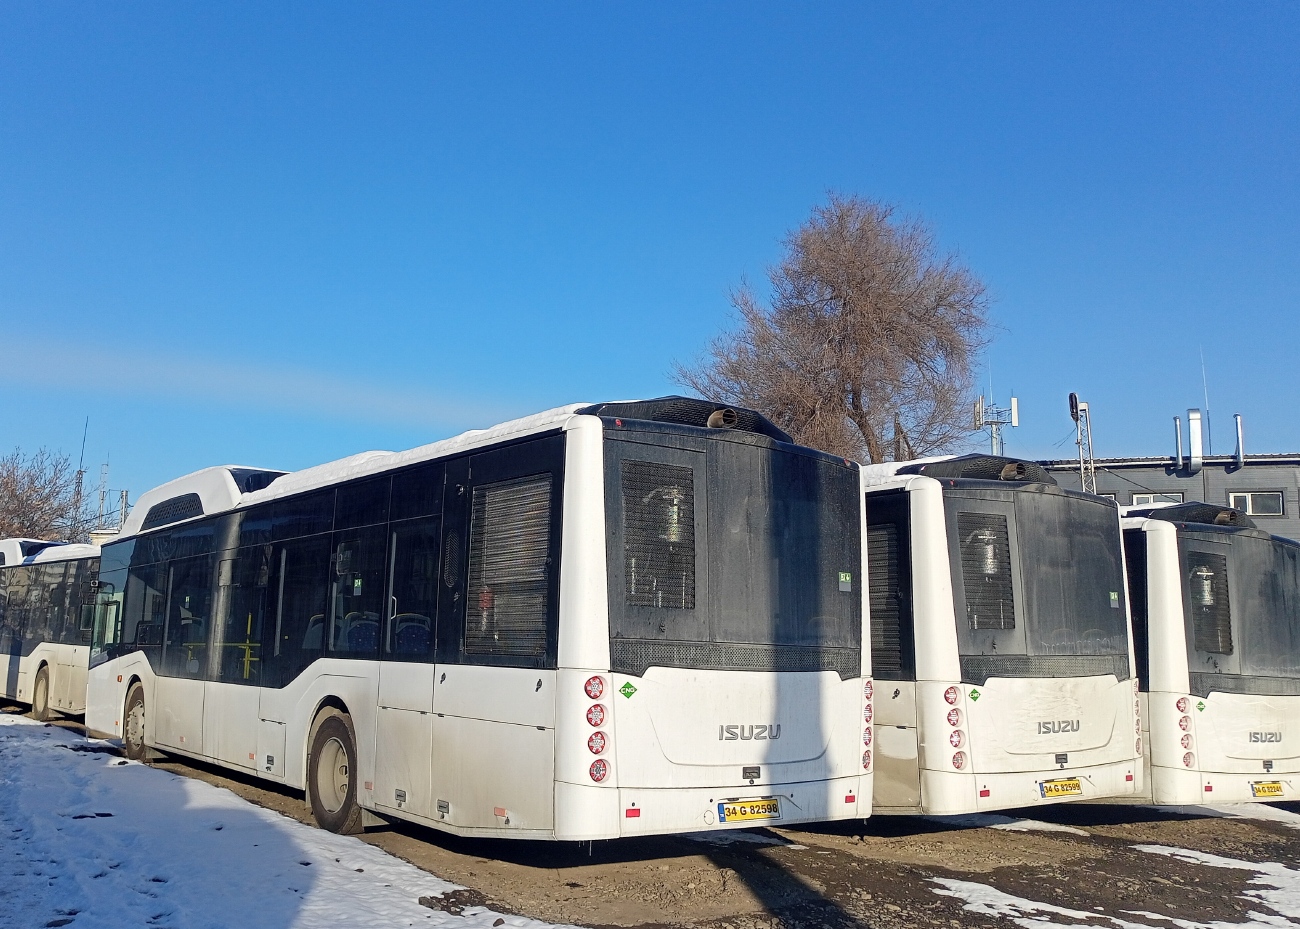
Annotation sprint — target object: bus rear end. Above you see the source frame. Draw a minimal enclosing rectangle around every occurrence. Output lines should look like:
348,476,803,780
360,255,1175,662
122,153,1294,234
868,456,1140,815
1127,510,1300,804
556,402,869,838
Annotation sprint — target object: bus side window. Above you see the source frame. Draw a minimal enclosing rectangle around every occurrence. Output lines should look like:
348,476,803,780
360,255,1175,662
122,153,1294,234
387,517,440,661
267,535,331,687
866,492,916,681
160,555,214,679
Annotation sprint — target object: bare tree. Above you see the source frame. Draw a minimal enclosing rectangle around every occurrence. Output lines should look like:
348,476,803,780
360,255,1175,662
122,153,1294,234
0,447,92,541
676,194,991,463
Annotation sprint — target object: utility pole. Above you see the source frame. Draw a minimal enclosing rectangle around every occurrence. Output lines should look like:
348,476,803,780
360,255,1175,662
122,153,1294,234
1070,392,1097,495
974,394,1019,456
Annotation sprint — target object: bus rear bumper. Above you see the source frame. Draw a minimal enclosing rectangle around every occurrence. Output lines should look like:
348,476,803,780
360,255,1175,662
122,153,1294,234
1152,767,1300,804
919,759,1141,814
555,775,870,840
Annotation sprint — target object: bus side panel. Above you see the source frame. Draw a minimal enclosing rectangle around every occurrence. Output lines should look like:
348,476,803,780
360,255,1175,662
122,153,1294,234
872,680,920,810
556,417,610,672
55,645,89,714
431,664,557,833
203,680,261,771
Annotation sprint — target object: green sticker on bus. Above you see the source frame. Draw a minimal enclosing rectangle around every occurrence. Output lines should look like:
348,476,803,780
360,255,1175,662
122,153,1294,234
1197,700,1206,712
969,688,981,702
620,682,637,699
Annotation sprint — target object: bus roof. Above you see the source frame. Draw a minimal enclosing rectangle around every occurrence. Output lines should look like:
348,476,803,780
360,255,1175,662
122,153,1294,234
0,538,100,566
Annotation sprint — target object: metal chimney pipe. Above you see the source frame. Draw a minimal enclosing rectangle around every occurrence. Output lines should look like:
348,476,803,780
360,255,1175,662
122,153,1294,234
1234,414,1245,469
1187,409,1203,474
1174,416,1184,471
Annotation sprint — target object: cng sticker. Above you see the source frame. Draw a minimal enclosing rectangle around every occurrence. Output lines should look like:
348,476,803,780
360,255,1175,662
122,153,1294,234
969,689,981,702
620,682,638,699
1196,700,1206,712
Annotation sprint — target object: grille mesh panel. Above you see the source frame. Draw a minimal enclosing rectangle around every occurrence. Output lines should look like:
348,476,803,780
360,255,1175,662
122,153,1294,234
464,475,552,658
611,639,861,680
868,523,904,677
960,654,1130,685
957,512,1016,630
141,493,204,531
1189,672,1300,697
621,460,696,609
1187,551,1233,654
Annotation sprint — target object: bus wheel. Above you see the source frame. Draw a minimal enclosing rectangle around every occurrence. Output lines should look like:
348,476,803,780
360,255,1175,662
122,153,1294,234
123,684,147,760
308,713,363,835
31,667,52,721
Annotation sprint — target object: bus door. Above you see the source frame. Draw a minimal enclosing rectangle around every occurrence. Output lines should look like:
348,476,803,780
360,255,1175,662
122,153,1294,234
373,462,443,821
431,435,564,832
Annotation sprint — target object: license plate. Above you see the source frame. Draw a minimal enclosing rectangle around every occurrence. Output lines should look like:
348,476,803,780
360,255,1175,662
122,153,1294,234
718,798,782,823
1039,777,1083,799
1252,781,1284,798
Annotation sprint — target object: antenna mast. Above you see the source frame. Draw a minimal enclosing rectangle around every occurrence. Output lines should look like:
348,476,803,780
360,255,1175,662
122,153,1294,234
974,393,1019,456
1069,393,1097,494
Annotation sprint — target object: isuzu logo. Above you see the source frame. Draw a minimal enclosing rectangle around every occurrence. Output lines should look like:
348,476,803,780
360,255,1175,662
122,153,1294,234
1037,719,1081,735
718,724,782,741
1250,732,1283,743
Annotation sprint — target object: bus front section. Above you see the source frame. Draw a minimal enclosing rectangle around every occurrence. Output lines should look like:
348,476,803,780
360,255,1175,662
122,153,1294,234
866,455,1140,815
1125,504,1300,804
559,400,869,838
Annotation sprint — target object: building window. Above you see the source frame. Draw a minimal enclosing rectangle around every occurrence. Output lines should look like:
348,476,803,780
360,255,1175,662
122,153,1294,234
1228,491,1284,517
1099,493,1117,502
1132,493,1183,507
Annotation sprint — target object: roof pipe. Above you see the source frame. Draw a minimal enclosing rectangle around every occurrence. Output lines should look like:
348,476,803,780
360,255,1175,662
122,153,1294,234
1234,413,1245,470
1187,409,1203,475
1174,416,1184,471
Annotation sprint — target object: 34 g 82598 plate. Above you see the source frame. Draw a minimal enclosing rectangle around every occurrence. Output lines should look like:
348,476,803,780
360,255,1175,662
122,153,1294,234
717,798,782,823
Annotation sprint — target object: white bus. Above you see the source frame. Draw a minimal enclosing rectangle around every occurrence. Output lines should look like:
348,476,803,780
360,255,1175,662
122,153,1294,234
1122,502,1300,804
87,399,872,839
0,538,100,719
862,455,1142,814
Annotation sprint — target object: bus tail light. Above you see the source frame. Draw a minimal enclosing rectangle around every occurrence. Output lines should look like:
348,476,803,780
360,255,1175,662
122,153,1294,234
947,708,962,727
588,732,607,754
863,680,873,701
586,704,606,727
589,759,609,782
1179,716,1191,731
584,676,605,699
1176,696,1190,713
863,727,872,747
1135,737,1142,755
1181,734,1193,750
952,751,967,770
1135,717,1141,734
944,686,960,705
1183,752,1195,768
950,730,965,749
864,703,873,724
862,750,872,769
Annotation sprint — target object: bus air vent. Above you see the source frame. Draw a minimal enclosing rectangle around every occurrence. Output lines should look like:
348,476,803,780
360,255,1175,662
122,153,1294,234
140,493,204,531
1139,502,1256,530
898,455,1056,485
578,397,793,444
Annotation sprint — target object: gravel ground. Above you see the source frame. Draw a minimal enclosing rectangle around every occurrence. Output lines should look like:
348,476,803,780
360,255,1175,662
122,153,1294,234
12,706,1300,929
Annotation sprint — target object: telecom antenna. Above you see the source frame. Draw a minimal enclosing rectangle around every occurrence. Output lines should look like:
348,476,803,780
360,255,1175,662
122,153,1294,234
974,393,1018,456
1069,392,1097,495
96,460,110,530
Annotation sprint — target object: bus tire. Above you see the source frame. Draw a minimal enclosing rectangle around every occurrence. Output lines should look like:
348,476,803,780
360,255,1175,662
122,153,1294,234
123,683,147,761
31,666,52,721
308,713,363,835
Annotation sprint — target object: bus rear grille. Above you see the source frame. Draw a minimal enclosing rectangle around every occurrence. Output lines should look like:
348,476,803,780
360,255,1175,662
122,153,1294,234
611,640,861,680
1190,672,1300,697
960,654,1130,685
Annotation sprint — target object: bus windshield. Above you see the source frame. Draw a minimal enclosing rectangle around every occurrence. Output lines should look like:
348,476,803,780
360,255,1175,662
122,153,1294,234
605,430,861,678
948,487,1129,679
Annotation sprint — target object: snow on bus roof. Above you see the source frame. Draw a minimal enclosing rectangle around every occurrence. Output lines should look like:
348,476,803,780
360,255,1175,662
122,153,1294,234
237,403,588,509
859,455,955,488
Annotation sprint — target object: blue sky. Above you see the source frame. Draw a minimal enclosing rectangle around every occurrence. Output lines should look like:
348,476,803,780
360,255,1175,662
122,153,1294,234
2,4,1297,508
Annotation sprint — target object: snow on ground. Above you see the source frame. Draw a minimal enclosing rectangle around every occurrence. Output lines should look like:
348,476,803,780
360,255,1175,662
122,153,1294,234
922,813,1091,837
932,843,1300,929
0,713,575,929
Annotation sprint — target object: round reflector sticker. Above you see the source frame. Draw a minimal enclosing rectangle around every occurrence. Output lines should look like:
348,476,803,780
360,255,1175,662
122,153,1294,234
588,731,607,754
589,759,609,782
585,676,605,700
586,704,606,727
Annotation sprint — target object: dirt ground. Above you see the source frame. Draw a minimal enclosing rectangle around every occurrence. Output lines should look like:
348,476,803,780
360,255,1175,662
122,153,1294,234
13,706,1300,929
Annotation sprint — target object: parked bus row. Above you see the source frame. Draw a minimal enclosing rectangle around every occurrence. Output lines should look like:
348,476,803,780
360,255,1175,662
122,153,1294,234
2,397,1296,841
